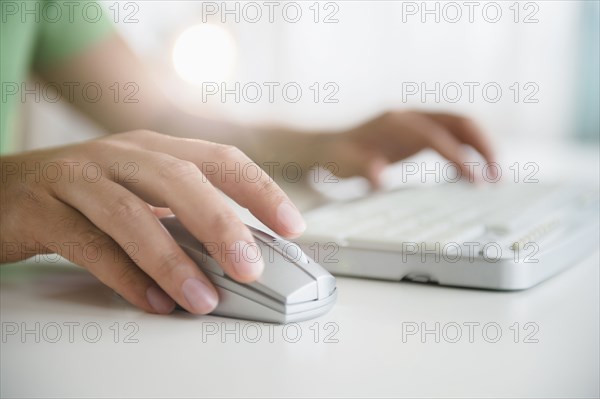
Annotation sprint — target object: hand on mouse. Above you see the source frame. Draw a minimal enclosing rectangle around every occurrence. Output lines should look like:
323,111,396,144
0,130,306,315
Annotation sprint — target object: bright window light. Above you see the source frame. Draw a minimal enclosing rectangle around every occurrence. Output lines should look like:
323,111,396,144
172,24,237,85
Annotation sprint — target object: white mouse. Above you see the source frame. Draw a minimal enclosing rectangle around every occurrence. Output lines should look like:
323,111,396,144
160,216,337,323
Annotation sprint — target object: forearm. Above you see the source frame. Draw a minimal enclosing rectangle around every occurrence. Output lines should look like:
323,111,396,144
37,32,323,173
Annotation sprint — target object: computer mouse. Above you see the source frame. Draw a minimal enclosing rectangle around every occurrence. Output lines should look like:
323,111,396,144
160,216,338,323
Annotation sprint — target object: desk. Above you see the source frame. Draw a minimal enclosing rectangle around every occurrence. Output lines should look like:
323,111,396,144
1,252,599,398
2,141,599,398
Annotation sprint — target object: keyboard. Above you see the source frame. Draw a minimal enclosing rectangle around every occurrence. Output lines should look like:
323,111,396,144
296,183,599,290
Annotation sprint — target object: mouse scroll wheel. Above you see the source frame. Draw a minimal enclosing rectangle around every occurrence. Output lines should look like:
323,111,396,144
248,226,309,264
265,238,309,264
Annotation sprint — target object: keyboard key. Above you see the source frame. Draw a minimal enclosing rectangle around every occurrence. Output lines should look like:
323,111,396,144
302,183,590,254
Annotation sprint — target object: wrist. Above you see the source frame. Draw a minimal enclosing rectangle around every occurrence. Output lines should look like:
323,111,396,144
249,127,330,173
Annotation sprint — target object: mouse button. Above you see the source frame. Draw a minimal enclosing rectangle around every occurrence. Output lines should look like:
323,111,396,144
287,283,320,304
251,279,318,305
208,273,284,312
246,225,310,264
247,225,276,244
181,246,225,276
247,226,302,255
212,286,286,323
288,259,336,299
284,287,338,316
278,241,309,264
161,216,188,239
261,236,310,265
316,275,337,300
250,255,317,303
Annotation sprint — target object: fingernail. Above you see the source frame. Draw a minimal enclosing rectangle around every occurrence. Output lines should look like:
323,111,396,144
182,278,218,314
146,286,176,314
232,241,264,280
277,202,306,235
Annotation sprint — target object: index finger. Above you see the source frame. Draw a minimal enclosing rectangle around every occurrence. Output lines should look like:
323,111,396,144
121,132,307,238
424,113,496,165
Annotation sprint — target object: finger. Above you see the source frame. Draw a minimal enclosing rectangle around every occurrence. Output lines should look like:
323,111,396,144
89,148,266,283
424,113,496,166
40,198,175,314
337,145,390,190
398,114,477,182
365,156,390,190
115,131,306,238
51,176,219,314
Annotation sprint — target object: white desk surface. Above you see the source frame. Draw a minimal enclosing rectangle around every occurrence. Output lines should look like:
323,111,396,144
2,141,599,398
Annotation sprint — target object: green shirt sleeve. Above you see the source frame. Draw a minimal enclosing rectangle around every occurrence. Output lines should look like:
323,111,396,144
0,0,113,154
33,0,114,68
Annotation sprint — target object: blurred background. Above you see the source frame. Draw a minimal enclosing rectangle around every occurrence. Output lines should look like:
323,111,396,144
24,0,599,156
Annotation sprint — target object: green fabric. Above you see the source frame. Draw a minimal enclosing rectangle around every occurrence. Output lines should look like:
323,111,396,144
1,0,112,154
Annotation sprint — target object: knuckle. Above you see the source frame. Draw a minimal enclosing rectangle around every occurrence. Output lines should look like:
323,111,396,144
214,144,245,161
91,138,133,154
76,142,118,165
114,262,143,287
123,129,161,140
18,184,44,208
157,158,199,182
378,111,396,124
77,140,103,154
53,157,79,169
107,130,163,147
208,212,243,236
79,228,114,253
47,158,86,195
6,184,47,229
108,195,146,222
255,176,282,198
155,250,184,277
52,213,80,232
454,116,477,130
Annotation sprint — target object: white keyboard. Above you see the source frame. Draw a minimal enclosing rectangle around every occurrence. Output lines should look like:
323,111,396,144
297,183,599,290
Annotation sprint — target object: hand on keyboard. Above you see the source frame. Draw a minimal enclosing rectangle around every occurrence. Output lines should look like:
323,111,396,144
314,111,496,188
